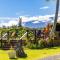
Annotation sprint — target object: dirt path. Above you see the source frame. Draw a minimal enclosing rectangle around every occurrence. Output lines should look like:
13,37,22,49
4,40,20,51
38,54,60,60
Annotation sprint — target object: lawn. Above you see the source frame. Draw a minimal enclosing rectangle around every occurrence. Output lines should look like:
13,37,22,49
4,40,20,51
0,47,60,60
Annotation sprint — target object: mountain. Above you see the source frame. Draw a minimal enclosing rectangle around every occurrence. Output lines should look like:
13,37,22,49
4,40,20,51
22,20,51,29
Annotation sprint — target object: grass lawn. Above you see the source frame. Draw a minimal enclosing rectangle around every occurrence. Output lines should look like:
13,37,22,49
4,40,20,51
0,47,60,60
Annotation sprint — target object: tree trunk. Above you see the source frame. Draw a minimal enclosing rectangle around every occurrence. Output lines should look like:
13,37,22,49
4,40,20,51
53,0,59,33
1,31,3,48
26,30,29,40
34,30,37,44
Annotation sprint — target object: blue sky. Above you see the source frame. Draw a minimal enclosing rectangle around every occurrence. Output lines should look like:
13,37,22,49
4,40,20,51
0,0,58,17
0,0,60,27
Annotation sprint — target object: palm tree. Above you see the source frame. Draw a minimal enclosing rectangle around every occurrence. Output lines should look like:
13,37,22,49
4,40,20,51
46,0,59,37
18,17,22,27
53,0,59,33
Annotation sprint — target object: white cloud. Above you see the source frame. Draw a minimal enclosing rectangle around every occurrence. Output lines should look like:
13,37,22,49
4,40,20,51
20,14,55,23
21,14,60,23
20,16,39,22
40,6,49,9
0,14,60,27
0,17,18,20
0,20,18,27
32,21,39,24
0,17,18,27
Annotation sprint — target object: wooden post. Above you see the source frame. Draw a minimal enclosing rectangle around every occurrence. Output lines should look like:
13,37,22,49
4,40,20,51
34,30,37,44
1,31,3,48
7,31,9,41
26,30,29,40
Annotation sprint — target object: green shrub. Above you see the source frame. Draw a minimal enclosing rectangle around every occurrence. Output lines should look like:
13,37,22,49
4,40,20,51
47,39,60,47
38,39,47,49
27,39,48,49
47,39,53,47
53,39,60,46
27,43,36,49
27,41,40,49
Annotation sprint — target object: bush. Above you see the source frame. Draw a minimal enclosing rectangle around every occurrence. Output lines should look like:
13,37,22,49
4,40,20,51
27,41,40,49
27,39,48,49
47,39,60,47
53,39,60,46
27,43,36,49
38,39,47,49
47,39,53,47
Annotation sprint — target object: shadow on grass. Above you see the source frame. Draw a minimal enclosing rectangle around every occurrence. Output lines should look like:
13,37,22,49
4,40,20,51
10,56,27,60
10,58,17,60
47,47,57,49
9,57,27,60
46,46,60,50
28,46,60,50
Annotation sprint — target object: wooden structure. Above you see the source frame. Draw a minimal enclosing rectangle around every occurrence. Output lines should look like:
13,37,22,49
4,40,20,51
26,28,43,44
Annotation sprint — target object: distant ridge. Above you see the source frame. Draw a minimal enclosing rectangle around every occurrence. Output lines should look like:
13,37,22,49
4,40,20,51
22,20,51,29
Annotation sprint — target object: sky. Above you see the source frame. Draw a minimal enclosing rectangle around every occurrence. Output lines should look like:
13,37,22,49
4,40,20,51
0,0,60,27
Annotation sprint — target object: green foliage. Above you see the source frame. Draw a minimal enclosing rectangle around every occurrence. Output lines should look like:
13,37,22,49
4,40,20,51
27,39,48,49
27,43,37,49
28,31,35,40
47,39,53,47
0,27,27,39
47,39,60,47
38,39,47,49
53,39,60,46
